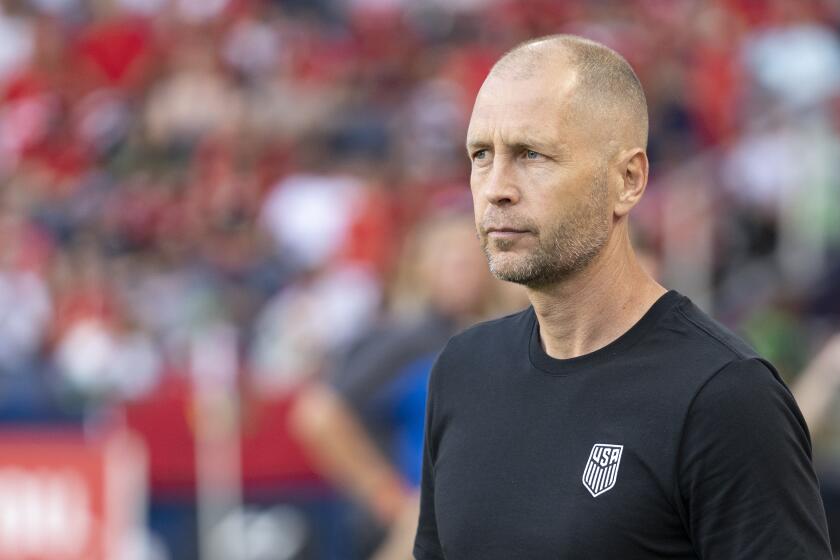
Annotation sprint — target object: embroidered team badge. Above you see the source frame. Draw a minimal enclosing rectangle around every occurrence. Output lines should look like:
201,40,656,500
582,443,623,497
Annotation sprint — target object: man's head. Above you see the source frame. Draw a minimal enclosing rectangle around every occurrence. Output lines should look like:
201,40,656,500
466,35,649,287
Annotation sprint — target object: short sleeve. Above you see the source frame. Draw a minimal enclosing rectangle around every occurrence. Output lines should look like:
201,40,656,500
413,353,446,560
328,325,408,412
331,315,451,414
678,358,833,559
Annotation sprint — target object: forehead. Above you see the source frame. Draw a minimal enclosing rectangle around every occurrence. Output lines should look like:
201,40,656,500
466,71,581,144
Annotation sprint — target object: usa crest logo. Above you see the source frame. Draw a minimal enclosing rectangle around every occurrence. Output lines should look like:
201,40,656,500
582,443,623,497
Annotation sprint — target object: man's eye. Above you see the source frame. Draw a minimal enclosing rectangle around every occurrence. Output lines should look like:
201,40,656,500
525,150,540,160
473,149,488,160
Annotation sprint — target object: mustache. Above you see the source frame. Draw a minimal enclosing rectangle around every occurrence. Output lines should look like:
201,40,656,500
479,213,539,234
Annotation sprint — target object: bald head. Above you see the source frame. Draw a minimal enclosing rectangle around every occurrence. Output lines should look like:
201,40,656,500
489,34,648,154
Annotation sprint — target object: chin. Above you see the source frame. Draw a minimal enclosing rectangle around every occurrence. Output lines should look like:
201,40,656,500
488,250,579,287
488,254,532,282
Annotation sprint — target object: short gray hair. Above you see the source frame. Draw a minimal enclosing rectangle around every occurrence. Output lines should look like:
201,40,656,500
492,34,649,149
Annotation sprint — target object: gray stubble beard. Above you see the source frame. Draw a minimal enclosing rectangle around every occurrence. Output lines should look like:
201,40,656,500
480,169,611,288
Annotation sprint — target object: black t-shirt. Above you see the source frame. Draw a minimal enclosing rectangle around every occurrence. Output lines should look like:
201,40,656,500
414,291,832,559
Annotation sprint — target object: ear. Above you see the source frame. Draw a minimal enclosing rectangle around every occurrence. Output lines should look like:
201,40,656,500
614,148,648,218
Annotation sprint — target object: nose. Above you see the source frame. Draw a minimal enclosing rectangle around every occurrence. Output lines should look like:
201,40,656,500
481,158,520,207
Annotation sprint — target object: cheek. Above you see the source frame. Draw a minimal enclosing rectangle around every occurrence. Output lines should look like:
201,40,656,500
534,168,595,205
469,169,485,195
470,184,486,217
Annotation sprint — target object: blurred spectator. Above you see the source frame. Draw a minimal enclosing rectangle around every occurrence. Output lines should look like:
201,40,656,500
290,212,525,559
0,213,51,372
144,38,244,144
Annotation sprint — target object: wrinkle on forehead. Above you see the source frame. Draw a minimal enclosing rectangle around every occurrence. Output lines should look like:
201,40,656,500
479,57,581,107
467,71,591,159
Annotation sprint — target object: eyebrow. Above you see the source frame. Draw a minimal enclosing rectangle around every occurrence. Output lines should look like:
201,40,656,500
465,135,567,156
465,140,489,155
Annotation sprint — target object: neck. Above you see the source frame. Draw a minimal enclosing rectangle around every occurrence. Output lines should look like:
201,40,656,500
526,227,666,360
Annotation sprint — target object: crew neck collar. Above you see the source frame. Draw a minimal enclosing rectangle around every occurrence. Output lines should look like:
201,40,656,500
528,290,683,375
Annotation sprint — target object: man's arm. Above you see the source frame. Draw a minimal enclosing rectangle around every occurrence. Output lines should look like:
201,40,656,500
289,383,411,525
792,334,840,435
677,358,833,558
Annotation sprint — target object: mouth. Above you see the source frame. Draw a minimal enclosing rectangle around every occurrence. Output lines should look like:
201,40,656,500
484,227,533,242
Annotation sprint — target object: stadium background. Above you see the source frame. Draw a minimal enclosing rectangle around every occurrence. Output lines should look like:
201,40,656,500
0,0,839,558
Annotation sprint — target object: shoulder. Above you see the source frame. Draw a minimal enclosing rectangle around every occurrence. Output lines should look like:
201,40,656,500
678,356,812,477
428,306,532,387
637,293,765,388
440,306,533,360
669,296,759,360
330,313,453,399
689,357,803,435
620,292,789,416
692,357,795,415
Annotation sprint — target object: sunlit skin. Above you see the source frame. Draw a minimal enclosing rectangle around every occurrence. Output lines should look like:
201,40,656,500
466,43,666,359
467,69,612,287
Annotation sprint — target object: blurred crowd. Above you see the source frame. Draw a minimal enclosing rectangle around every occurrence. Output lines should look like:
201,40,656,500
0,0,839,558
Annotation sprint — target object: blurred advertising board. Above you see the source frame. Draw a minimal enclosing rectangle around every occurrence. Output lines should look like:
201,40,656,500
0,429,146,560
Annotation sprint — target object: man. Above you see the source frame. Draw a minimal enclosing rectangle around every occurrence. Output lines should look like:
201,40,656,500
413,35,833,559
